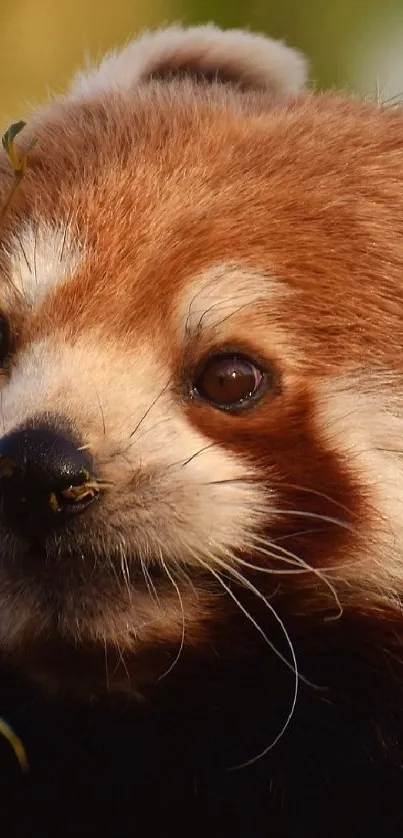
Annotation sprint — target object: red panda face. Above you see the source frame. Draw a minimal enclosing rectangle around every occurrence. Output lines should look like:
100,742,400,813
0,25,401,696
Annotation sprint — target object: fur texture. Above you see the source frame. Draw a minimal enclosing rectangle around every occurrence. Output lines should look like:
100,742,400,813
0,24,403,838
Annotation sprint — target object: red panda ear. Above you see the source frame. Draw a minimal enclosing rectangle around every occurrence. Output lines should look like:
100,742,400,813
70,25,308,102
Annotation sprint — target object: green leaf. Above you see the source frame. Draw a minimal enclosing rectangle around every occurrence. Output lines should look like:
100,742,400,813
0,119,38,223
1,120,26,155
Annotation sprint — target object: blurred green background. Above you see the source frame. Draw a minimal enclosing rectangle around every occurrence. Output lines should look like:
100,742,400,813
1,0,403,126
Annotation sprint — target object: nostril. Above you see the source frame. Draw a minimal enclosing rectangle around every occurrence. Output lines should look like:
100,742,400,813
48,477,101,516
0,425,100,537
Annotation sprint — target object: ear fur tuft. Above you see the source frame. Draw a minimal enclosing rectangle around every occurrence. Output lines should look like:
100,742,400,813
70,24,308,101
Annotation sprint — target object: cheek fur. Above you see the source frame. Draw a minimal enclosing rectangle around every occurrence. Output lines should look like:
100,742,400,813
0,331,272,670
185,377,371,608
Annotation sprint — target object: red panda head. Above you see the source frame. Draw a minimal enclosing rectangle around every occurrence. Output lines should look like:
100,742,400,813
0,24,401,695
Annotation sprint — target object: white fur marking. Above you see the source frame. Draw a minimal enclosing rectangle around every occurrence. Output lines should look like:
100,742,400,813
177,263,292,343
316,376,403,596
6,223,82,310
70,25,307,101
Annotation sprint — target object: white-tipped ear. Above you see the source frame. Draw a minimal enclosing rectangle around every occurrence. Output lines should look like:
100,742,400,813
70,24,308,101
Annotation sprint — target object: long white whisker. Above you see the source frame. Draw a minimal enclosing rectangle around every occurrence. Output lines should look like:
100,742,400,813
269,481,355,517
197,559,299,770
243,539,343,619
196,554,301,680
112,642,132,692
232,558,308,575
158,559,186,681
141,557,161,606
167,557,200,600
273,527,326,542
120,551,132,602
243,540,303,568
269,508,355,532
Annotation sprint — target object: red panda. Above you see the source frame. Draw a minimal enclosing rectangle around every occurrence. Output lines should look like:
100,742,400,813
0,23,402,837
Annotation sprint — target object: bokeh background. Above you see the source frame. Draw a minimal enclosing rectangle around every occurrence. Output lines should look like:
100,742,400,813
1,0,403,126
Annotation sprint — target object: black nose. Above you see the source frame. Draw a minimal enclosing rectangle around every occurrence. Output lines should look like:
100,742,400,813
0,426,98,538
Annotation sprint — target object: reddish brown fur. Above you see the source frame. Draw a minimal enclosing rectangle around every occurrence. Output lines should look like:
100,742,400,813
1,30,403,837
2,90,403,365
0,45,402,690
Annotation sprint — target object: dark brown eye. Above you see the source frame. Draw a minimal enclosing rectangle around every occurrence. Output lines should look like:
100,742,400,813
0,316,10,367
192,354,266,410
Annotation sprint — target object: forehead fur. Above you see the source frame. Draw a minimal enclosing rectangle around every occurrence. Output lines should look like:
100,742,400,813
1,90,403,377
4,222,81,310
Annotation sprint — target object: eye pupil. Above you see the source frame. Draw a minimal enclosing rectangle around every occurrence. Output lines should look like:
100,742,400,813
193,354,264,409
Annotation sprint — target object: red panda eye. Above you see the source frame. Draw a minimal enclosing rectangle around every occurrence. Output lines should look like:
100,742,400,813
0,316,10,367
192,354,266,410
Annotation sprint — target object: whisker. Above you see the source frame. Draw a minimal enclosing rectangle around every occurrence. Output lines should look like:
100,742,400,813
244,538,303,568
121,645,133,692
252,532,356,575
113,642,133,693
196,558,299,770
273,527,328,543
251,536,317,563
107,545,132,601
201,548,321,686
195,294,265,332
239,539,343,619
201,477,255,487
230,554,308,575
152,443,219,473
93,386,106,437
195,552,300,680
0,242,26,303
112,382,171,459
14,229,32,274
120,552,132,601
203,297,268,332
129,383,170,440
199,481,354,535
133,416,175,446
269,508,355,532
59,201,75,263
140,557,161,606
177,442,217,469
185,272,225,335
269,481,356,518
185,273,268,336
158,559,186,681
107,555,125,594
166,556,200,599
